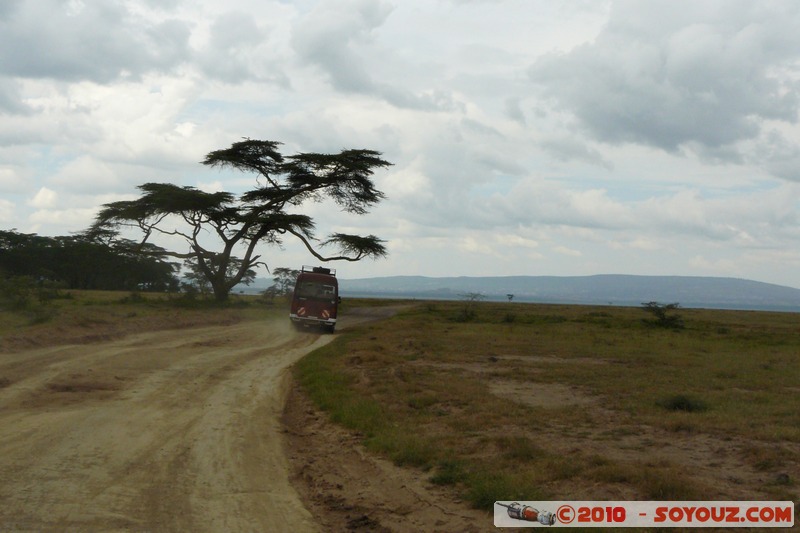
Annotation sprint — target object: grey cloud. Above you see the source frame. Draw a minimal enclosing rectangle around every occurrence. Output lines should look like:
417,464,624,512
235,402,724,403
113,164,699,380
145,19,194,71
0,0,21,20
291,0,392,89
0,77,29,115
753,130,800,182
389,147,528,231
529,0,800,155
372,86,463,112
504,97,525,124
140,0,182,8
540,137,613,170
0,1,191,82
462,118,504,138
291,0,457,111
197,11,268,82
448,0,507,4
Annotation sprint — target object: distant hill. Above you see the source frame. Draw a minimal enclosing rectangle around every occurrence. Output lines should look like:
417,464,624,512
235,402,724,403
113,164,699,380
335,274,800,311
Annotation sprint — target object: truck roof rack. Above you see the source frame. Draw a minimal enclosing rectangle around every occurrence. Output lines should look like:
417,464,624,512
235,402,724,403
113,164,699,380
301,265,336,276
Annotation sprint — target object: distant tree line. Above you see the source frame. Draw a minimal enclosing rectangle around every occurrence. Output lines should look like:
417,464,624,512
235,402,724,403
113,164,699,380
0,229,179,292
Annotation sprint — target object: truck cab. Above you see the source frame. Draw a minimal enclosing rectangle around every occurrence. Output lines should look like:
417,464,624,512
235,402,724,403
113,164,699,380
289,266,339,333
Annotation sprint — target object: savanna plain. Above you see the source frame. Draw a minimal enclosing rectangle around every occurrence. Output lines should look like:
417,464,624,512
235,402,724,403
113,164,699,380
1,291,798,531
290,298,799,530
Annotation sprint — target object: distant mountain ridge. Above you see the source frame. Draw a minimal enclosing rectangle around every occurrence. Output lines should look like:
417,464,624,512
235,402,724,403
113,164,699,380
335,274,800,311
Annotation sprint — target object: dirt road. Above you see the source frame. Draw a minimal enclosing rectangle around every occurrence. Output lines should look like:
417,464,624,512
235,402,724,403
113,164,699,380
0,318,333,532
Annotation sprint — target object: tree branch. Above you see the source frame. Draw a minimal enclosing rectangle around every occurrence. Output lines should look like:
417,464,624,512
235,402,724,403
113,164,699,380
286,228,364,262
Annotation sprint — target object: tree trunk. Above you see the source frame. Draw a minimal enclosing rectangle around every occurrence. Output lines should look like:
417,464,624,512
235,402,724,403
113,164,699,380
210,278,230,303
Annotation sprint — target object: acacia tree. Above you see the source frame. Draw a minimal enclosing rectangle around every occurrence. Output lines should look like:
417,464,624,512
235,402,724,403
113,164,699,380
90,139,390,302
270,267,300,296
640,301,684,329
261,267,300,301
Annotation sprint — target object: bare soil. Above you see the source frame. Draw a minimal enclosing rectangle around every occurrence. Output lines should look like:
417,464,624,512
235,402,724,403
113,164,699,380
0,315,331,532
282,384,492,533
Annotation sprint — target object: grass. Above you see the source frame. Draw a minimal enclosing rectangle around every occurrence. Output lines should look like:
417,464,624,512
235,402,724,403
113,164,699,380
294,300,800,510
0,289,289,350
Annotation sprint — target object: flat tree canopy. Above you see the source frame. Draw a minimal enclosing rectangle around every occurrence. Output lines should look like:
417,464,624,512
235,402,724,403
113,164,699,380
90,139,391,301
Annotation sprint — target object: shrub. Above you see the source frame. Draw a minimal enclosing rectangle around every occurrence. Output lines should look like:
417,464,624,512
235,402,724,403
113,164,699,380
452,292,485,322
657,394,709,413
641,301,684,329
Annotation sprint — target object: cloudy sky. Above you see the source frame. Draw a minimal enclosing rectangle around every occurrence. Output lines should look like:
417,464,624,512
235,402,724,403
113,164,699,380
2,0,800,287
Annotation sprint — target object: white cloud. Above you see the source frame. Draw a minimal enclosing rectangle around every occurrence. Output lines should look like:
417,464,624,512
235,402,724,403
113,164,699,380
494,180,636,231
49,156,122,193
197,180,223,193
0,166,25,192
456,235,497,256
0,199,14,224
495,234,539,250
28,207,98,232
689,255,739,277
28,187,57,208
554,245,582,257
382,164,432,201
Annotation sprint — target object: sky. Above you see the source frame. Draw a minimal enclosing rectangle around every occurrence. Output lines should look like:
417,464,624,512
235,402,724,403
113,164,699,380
2,0,800,287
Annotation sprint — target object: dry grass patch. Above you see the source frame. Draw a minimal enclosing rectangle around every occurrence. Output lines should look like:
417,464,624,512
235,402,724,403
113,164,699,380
295,300,800,510
1,290,288,352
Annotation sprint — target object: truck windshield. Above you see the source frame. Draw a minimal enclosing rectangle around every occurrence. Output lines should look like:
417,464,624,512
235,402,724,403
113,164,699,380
297,281,336,300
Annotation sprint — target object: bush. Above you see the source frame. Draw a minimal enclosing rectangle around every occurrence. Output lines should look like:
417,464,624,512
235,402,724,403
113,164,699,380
641,301,684,329
452,292,485,322
0,276,35,310
657,394,709,413
0,276,62,324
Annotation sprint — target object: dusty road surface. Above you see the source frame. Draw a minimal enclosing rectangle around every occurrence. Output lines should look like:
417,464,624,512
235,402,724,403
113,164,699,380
0,317,334,532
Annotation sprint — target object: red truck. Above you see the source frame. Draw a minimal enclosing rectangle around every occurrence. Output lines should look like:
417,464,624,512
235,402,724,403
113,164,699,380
289,266,339,333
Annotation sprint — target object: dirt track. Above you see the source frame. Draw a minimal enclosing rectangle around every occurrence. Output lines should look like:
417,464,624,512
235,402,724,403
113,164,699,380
0,318,333,532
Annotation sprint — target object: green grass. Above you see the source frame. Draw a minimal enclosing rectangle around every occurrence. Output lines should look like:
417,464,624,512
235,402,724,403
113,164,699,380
294,300,800,510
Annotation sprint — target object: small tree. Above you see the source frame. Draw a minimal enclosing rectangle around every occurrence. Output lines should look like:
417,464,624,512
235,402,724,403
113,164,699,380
640,301,684,329
91,139,391,302
270,267,300,297
455,292,485,322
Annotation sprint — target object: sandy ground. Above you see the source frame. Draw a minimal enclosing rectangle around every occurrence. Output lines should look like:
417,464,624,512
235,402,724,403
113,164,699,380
0,317,333,532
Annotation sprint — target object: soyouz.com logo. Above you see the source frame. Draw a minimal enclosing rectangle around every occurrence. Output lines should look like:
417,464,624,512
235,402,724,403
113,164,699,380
494,501,795,528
